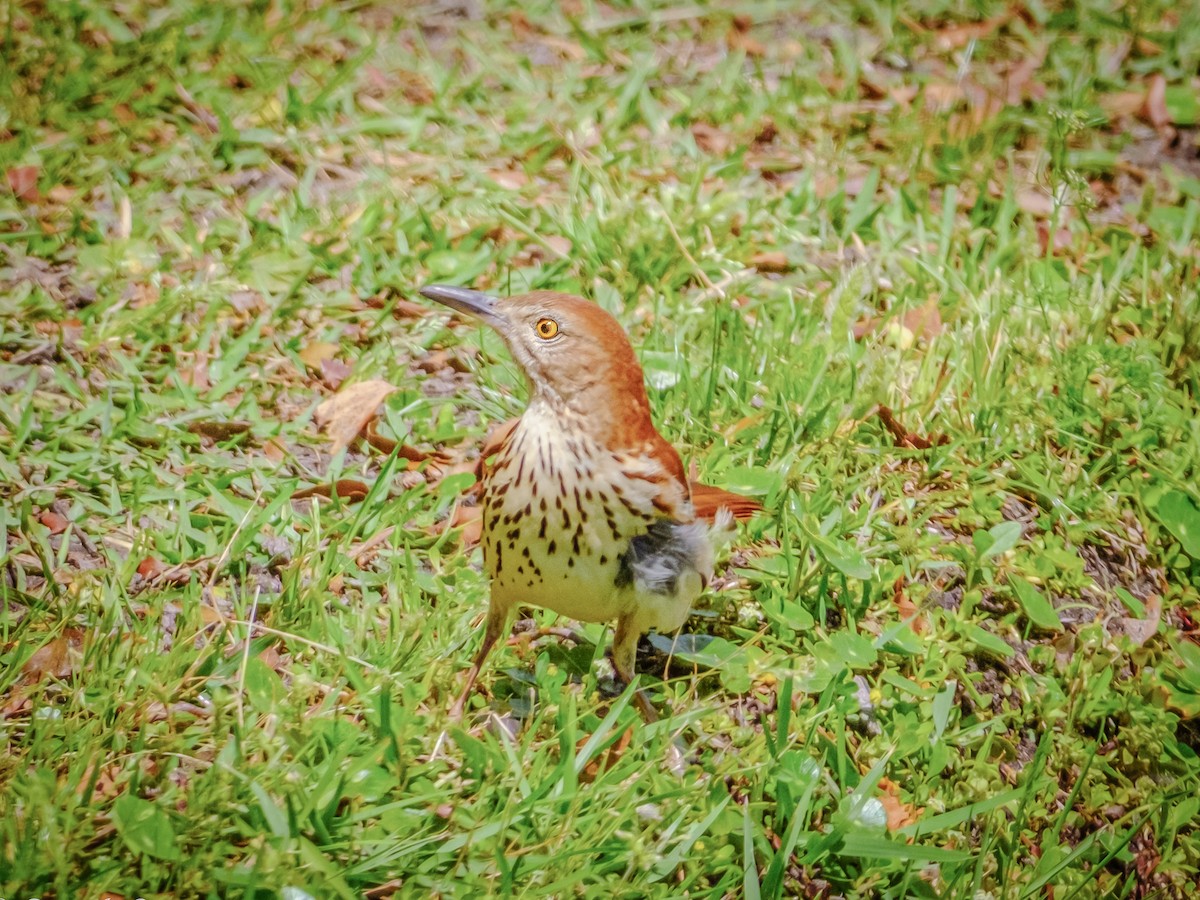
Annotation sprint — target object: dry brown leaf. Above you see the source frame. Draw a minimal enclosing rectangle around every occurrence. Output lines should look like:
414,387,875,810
490,168,528,190
187,420,252,441
1142,73,1170,130
579,726,634,783
1036,221,1073,257
749,250,791,273
1015,185,1055,218
876,405,949,450
199,603,224,625
319,357,352,389
901,298,943,341
415,348,470,374
136,556,164,579
878,777,922,831
313,379,396,453
923,81,964,113
293,479,373,502
6,165,39,202
932,14,1009,51
39,509,70,535
1100,90,1145,119
299,340,340,368
22,629,86,681
893,578,928,634
853,299,942,347
439,504,484,547
692,122,733,155
1119,594,1162,647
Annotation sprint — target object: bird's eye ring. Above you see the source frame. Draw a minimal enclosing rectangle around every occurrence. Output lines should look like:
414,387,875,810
535,318,560,340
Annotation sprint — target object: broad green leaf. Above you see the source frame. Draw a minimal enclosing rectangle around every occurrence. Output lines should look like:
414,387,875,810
112,795,180,861
1010,577,1062,632
963,623,1015,658
975,521,1022,559
1154,490,1200,558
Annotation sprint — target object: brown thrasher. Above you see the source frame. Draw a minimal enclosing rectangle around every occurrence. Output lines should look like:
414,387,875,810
420,284,760,721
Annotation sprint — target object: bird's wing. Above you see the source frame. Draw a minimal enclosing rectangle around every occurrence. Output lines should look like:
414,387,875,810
473,416,520,483
688,481,763,524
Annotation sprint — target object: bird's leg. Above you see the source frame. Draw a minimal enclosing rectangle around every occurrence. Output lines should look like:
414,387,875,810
612,615,660,724
449,602,509,721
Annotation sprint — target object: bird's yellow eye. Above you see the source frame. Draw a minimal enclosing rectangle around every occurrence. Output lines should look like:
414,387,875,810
535,317,560,339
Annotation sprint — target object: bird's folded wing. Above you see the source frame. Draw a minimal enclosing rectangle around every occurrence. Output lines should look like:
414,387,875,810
688,481,763,523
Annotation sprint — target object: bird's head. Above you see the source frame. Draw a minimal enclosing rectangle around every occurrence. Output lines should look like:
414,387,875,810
419,285,654,431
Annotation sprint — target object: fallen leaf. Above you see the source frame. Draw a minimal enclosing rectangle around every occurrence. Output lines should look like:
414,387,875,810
136,557,164,579
853,299,942,347
893,578,928,634
542,235,572,258
1100,91,1146,119
754,117,777,144
1015,185,1055,218
691,122,733,155
438,503,483,547
187,420,252,441
876,405,949,450
22,629,86,681
6,165,39,202
1142,74,1170,130
749,250,791,273
415,348,470,374
1036,221,1072,257
877,777,922,830
901,298,943,341
293,479,373,501
579,726,634,783
319,357,352,389
313,379,396,453
490,168,528,190
1119,594,1162,647
39,509,70,534
299,340,340,368
931,14,1009,52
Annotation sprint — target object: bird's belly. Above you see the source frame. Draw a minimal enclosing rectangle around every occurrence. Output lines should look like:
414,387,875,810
483,478,634,622
492,547,625,622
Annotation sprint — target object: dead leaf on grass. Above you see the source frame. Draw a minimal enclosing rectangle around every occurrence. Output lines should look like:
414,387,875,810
298,340,340,368
749,250,791,273
878,777,923,831
319,357,352,389
136,556,164,579
187,420,252,441
853,299,943,347
876,405,949,450
893,578,928,634
1119,593,1162,647
1142,73,1170,131
691,122,733,155
293,479,373,502
579,726,634,783
22,628,87,682
362,419,448,469
313,379,396,453
930,14,1010,52
39,509,70,535
6,165,39,202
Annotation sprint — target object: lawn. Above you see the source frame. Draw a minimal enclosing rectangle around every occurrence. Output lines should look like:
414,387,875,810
2,0,1200,896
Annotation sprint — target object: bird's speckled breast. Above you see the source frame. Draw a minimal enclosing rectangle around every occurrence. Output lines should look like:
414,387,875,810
480,408,666,622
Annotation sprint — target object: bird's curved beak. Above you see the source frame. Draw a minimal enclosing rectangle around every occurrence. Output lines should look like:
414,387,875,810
419,284,504,327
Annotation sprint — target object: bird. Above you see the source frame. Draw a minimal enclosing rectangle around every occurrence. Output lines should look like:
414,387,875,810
419,284,761,722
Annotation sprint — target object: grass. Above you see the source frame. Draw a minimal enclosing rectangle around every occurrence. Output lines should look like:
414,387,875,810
2,0,1200,896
